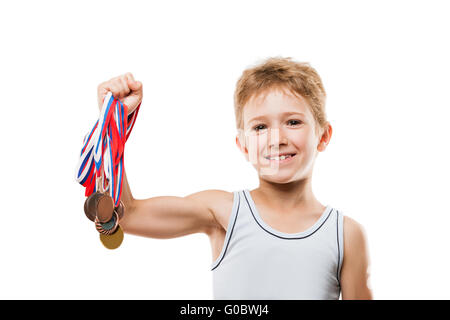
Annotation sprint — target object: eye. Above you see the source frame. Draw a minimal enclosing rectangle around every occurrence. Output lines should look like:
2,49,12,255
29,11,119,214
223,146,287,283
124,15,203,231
253,124,266,132
253,120,302,132
288,120,302,126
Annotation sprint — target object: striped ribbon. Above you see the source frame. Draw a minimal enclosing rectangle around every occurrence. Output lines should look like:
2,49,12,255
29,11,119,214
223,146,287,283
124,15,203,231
75,92,140,207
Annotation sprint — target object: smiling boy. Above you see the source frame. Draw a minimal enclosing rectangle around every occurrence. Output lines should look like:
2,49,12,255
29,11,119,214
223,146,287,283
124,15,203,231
96,57,372,299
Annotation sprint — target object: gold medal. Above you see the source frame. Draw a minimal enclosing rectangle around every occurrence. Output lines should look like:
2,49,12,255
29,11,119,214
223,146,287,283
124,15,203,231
99,225,124,250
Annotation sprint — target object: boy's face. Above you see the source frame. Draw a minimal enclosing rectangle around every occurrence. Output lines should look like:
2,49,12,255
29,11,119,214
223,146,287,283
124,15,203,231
237,87,329,183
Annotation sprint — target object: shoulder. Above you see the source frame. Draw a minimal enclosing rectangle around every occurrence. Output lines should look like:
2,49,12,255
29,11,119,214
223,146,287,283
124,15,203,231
342,215,370,262
340,214,373,299
185,189,234,207
185,189,235,231
343,215,369,251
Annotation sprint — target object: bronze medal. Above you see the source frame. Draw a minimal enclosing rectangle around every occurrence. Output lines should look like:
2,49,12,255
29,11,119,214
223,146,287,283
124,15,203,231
84,194,92,221
95,211,119,235
84,191,103,222
85,173,114,223
99,225,124,250
96,193,114,223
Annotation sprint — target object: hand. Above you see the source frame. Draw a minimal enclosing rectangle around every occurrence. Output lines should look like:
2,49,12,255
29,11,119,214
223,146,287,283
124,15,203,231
97,73,143,115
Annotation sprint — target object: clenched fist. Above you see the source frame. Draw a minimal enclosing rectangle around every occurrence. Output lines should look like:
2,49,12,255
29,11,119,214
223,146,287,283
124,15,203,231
97,73,143,115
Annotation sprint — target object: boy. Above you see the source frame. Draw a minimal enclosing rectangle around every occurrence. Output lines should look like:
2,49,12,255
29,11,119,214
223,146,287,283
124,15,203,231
96,57,372,300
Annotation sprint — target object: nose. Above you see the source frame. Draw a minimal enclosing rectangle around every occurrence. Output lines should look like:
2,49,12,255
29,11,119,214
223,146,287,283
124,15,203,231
269,127,288,148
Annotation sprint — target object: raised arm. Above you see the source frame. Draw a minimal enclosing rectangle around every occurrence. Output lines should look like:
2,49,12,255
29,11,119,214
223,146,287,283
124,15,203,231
119,186,219,239
120,167,218,238
96,73,220,239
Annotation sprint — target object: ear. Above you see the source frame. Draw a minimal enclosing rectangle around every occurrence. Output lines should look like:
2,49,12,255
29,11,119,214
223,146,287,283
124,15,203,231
317,122,333,152
236,130,249,161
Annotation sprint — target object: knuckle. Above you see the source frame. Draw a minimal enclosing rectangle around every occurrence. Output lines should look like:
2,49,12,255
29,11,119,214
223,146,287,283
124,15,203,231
120,76,129,85
125,72,135,82
110,84,119,94
113,81,123,92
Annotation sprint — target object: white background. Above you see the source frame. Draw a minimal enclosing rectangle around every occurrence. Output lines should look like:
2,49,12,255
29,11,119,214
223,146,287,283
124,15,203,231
1,0,449,299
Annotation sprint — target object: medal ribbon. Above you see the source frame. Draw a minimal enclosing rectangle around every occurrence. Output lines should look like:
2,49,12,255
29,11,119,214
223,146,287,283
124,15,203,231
75,92,140,207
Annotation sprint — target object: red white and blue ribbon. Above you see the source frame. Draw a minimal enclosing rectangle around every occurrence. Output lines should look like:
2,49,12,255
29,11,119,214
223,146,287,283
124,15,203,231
75,92,140,207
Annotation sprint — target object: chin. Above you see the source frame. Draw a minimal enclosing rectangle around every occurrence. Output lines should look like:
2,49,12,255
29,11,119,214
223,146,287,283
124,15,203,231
263,178,295,185
259,168,296,181
258,165,310,183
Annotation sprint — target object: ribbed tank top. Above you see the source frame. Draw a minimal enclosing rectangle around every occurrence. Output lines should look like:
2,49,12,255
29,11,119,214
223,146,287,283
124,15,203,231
211,189,344,300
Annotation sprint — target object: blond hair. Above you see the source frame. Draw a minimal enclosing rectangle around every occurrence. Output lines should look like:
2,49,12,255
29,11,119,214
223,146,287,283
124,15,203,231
234,57,327,135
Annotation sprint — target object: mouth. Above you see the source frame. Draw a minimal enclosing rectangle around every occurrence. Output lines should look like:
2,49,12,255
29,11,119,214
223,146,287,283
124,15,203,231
264,153,297,164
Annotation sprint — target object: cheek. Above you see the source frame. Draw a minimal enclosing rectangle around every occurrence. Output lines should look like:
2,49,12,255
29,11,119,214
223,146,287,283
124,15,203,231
287,132,310,151
291,134,308,147
245,130,266,148
289,133,317,160
304,140,319,162
245,132,266,163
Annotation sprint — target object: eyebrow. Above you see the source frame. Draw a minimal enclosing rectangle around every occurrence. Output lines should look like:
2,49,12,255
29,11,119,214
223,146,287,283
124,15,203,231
247,112,306,124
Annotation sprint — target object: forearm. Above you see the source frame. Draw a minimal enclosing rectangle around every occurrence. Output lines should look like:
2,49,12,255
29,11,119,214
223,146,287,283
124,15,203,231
120,168,135,211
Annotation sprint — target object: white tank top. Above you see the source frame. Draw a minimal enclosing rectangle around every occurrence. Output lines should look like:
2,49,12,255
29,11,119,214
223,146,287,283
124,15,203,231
211,189,344,300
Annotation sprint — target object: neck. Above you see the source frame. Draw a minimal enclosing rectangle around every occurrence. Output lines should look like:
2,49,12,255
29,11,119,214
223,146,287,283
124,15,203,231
253,176,322,213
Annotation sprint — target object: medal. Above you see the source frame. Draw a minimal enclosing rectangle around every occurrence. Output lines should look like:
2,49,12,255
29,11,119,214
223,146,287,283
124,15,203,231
85,174,114,224
83,191,108,222
76,91,140,250
96,193,114,223
93,172,123,249
96,208,124,250
99,225,124,250
83,192,97,222
95,210,119,235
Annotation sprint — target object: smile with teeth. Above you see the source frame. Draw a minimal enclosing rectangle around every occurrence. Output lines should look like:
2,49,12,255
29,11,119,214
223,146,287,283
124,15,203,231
265,154,296,160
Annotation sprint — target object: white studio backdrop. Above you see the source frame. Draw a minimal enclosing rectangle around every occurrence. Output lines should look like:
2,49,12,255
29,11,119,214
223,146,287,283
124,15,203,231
0,0,449,299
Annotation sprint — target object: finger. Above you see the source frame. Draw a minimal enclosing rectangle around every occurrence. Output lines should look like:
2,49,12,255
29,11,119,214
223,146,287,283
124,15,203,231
128,80,142,92
118,76,131,97
97,82,108,99
97,83,108,107
125,73,141,92
112,78,128,99
104,82,121,99
98,81,117,99
125,72,135,83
